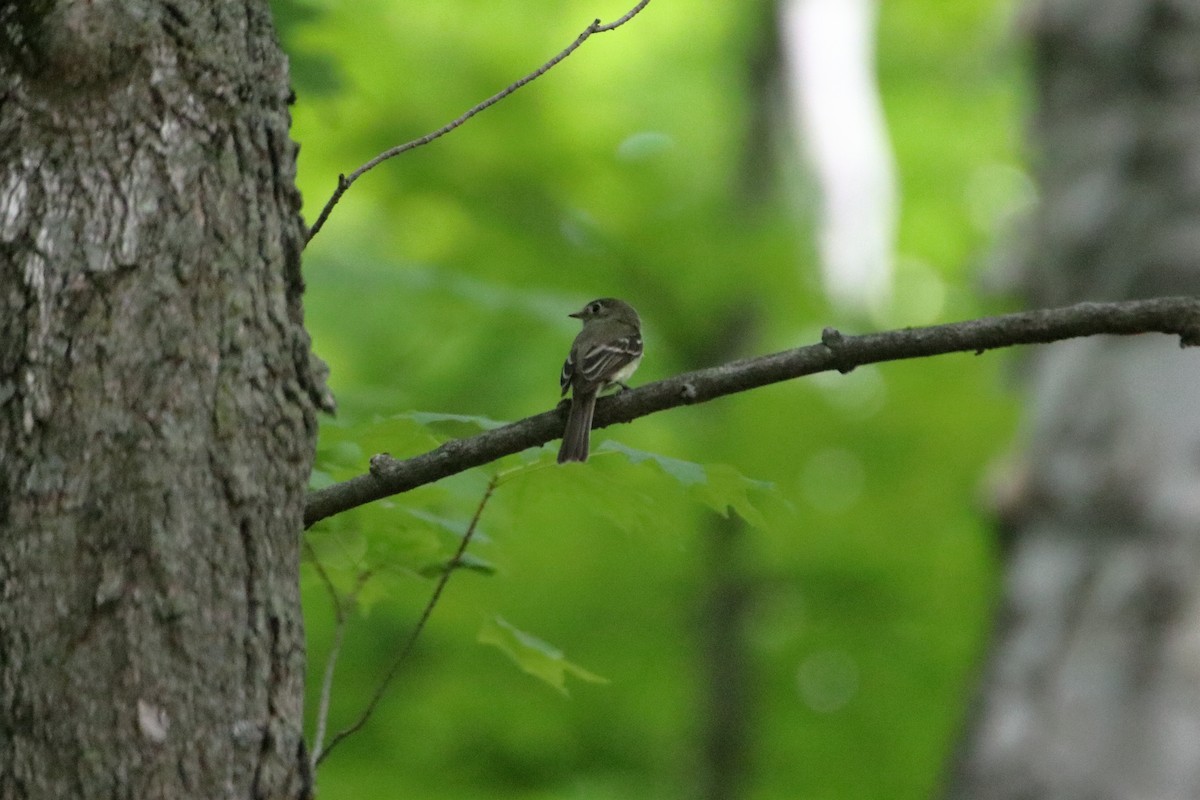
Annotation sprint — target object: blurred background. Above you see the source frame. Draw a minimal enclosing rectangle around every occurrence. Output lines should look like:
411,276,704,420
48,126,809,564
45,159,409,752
277,0,1028,797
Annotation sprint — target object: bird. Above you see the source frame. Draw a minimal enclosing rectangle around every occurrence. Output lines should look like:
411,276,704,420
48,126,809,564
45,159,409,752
557,298,643,463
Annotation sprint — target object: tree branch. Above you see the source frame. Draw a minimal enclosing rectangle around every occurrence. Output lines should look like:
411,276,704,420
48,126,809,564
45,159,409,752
303,0,654,245
304,296,1200,528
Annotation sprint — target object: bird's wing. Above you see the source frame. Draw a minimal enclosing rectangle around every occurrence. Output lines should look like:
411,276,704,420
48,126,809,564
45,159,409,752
559,352,575,396
578,333,643,386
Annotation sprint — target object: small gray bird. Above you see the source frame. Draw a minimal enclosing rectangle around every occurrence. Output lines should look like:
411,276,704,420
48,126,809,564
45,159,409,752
558,298,643,463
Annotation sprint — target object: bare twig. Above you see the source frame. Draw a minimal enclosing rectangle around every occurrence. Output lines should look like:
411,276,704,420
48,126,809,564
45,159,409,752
304,540,342,765
304,541,373,768
304,296,1200,528
312,474,499,768
304,0,654,245
310,608,347,767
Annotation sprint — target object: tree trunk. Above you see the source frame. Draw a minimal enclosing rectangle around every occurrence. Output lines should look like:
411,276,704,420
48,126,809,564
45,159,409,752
947,1,1200,798
0,2,326,797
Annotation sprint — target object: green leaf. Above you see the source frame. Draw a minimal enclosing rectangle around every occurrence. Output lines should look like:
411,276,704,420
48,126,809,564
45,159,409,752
305,524,368,571
305,493,478,598
600,442,775,528
314,413,464,484
308,467,335,490
315,438,365,472
403,411,508,431
521,451,664,535
478,616,608,695
403,506,493,545
417,551,497,578
353,414,441,455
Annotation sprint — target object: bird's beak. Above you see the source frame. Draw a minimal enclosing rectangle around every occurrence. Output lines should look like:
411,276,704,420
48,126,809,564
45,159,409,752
568,309,584,319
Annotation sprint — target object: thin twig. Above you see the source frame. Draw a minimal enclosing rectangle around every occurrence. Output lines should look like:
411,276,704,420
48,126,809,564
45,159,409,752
304,0,654,245
304,540,342,765
312,474,499,767
303,296,1200,528
304,540,373,768
310,610,347,767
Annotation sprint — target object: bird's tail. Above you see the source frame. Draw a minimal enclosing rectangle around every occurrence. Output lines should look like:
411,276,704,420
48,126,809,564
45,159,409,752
557,390,597,463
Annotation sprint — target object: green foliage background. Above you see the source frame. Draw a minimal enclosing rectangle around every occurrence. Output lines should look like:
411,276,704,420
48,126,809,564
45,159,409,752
278,0,1025,797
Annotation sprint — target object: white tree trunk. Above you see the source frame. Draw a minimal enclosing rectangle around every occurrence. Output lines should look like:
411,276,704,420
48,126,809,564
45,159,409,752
947,1,1200,797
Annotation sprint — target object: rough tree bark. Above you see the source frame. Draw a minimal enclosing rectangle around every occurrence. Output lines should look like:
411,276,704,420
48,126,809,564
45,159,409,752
0,2,327,798
947,1,1200,797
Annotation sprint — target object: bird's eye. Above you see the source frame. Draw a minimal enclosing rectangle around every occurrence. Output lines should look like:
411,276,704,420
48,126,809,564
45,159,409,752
589,302,602,314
